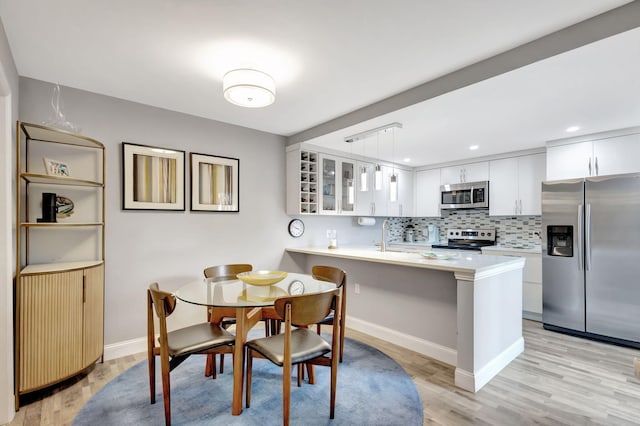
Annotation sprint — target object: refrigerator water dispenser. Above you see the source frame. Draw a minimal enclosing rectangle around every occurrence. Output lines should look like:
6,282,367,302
547,225,573,257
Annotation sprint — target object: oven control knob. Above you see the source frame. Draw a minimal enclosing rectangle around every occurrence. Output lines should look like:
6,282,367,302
481,232,485,236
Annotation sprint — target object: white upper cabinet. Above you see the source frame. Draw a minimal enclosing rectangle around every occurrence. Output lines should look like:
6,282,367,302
546,141,593,180
286,147,319,215
546,130,640,180
355,161,375,216
440,161,489,184
517,154,546,215
490,153,546,216
592,133,640,176
319,154,356,215
387,166,413,217
415,168,441,217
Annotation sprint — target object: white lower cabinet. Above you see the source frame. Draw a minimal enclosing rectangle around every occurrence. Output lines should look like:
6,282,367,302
489,153,545,216
481,248,542,319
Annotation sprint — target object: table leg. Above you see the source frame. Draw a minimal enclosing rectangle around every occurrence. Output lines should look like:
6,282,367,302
232,307,262,416
206,307,232,377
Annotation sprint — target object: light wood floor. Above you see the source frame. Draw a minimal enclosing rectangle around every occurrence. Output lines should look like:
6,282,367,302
8,320,640,426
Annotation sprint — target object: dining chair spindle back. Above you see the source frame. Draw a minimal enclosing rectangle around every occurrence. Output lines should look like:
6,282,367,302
245,287,342,426
311,265,347,362
147,283,236,426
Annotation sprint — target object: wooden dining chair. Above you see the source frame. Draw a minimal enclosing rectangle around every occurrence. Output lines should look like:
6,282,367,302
147,283,236,426
312,265,347,362
245,287,341,425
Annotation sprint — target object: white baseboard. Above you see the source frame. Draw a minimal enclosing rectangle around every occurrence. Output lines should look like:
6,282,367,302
523,310,542,322
104,316,459,367
347,316,457,366
104,336,147,361
454,336,524,392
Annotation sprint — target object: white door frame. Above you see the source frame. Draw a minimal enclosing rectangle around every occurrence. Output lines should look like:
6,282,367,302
0,59,16,423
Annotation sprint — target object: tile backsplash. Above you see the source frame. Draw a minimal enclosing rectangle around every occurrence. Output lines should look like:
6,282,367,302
388,210,542,245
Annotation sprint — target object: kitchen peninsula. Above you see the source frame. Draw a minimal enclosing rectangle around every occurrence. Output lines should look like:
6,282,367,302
284,246,525,392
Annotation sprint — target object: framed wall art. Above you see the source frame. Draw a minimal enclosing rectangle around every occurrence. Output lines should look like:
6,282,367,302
122,142,185,210
190,152,239,212
43,157,70,177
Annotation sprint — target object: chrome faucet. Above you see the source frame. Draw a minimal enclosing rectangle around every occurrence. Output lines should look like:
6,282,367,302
381,219,389,252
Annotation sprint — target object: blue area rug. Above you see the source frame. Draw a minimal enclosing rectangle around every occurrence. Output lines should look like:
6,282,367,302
73,335,423,425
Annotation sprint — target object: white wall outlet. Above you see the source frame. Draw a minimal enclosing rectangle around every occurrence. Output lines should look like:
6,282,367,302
354,283,360,294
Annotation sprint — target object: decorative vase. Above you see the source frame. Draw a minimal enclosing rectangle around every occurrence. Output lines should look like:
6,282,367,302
38,192,57,223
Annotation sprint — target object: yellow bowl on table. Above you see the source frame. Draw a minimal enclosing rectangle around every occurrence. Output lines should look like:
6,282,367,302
236,270,288,286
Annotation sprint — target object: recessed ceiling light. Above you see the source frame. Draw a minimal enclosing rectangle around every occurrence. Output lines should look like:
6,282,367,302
403,158,411,163
566,125,580,133
469,145,479,151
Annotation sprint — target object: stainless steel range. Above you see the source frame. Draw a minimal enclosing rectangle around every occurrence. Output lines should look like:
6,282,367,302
431,228,496,251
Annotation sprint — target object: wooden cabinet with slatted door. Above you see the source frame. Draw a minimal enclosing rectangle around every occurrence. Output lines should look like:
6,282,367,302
14,122,105,409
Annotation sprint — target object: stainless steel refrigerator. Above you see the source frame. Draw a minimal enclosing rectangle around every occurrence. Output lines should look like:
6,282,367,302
542,173,640,347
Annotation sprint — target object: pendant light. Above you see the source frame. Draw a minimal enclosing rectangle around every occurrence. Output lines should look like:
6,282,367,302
360,138,368,192
343,122,402,193
347,140,355,205
360,165,368,192
389,127,398,202
375,132,383,190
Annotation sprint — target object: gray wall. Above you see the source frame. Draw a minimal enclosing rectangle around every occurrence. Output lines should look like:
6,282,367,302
18,77,292,345
17,78,383,346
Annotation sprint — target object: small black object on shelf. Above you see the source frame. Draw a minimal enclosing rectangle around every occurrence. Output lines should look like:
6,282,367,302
37,192,57,223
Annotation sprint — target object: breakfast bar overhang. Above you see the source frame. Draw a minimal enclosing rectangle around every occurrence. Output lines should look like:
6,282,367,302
284,246,526,392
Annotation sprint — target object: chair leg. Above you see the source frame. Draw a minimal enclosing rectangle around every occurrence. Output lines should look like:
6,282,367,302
306,363,315,384
283,359,291,426
245,349,253,408
148,353,156,404
205,353,213,377
211,354,217,379
219,353,225,374
297,364,302,387
160,356,172,426
339,317,345,363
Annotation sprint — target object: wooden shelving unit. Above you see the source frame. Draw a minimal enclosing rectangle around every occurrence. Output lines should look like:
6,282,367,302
14,122,105,409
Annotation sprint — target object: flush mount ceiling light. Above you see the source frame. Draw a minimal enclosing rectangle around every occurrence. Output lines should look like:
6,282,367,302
566,125,580,133
223,69,275,108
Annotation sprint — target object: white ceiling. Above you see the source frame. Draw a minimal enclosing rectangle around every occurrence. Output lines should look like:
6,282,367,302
1,0,638,166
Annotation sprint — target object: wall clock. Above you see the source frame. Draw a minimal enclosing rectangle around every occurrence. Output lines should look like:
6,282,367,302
288,218,305,237
288,280,305,295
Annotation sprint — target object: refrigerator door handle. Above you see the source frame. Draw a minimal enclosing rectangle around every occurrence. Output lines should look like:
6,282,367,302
578,204,584,271
588,158,592,176
585,203,592,271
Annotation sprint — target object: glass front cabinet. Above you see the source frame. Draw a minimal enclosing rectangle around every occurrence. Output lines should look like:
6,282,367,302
319,154,356,215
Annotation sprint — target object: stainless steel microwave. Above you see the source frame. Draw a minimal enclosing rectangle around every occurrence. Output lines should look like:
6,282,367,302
440,181,489,209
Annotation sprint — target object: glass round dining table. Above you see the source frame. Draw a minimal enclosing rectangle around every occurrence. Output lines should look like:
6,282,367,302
175,272,337,416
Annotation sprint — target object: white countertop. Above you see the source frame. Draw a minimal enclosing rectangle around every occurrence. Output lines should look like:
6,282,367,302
286,245,524,278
